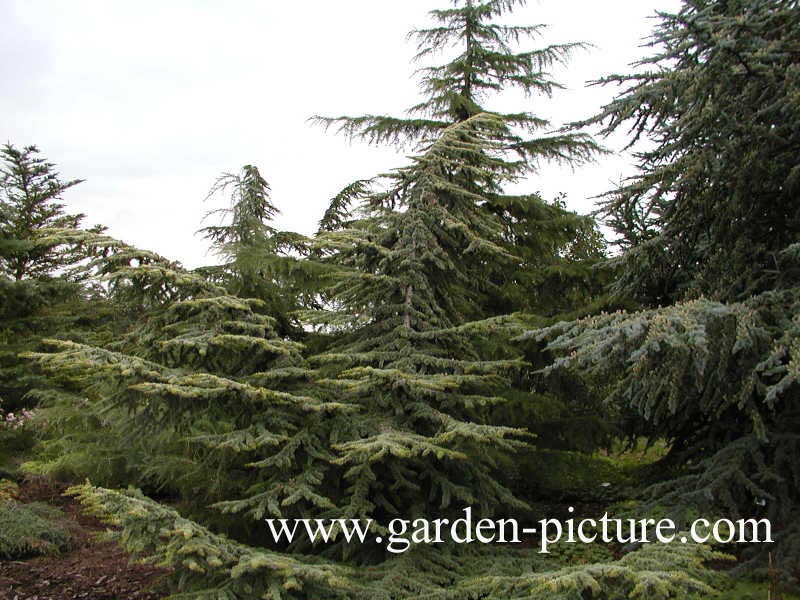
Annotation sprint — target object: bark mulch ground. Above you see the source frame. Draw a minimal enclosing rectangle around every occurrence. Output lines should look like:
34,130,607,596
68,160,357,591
0,480,169,600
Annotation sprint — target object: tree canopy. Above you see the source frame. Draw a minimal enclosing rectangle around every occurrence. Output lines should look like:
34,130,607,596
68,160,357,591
529,0,800,578
3,0,799,597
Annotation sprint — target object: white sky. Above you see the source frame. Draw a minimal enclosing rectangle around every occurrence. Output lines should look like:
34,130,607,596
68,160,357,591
2,0,680,268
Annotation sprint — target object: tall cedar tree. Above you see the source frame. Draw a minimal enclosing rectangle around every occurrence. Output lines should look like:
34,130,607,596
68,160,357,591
310,114,531,549
26,231,363,576
197,165,323,338
306,0,621,542
0,145,107,464
314,0,615,505
526,0,800,581
315,0,606,317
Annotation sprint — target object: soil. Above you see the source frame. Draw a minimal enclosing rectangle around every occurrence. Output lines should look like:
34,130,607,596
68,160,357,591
0,480,169,600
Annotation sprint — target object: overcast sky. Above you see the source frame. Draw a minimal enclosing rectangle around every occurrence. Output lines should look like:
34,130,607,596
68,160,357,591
2,0,680,268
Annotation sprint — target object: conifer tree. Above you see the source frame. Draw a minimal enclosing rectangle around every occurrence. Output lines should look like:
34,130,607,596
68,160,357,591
0,144,106,424
27,234,345,533
311,0,615,505
528,0,800,579
315,0,605,316
309,115,532,549
577,0,800,305
197,165,318,338
0,144,87,281
302,0,615,545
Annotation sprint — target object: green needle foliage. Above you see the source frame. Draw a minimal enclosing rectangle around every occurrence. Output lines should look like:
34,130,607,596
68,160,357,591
0,143,90,282
6,1,758,597
578,0,800,305
71,482,726,600
316,0,591,150
0,500,74,559
26,235,347,536
311,114,533,548
527,287,800,578
198,165,325,339
68,484,353,600
315,0,606,317
0,144,111,475
528,0,800,582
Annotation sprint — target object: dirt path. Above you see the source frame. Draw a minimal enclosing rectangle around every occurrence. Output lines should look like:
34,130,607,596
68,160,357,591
0,481,168,600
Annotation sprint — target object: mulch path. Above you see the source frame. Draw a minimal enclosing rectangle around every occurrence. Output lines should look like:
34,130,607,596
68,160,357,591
0,480,169,600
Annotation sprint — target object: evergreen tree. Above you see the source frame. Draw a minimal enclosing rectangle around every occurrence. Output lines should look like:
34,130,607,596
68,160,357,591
27,235,342,534
312,0,615,508
309,114,531,550
303,0,616,547
0,144,106,432
529,0,800,580
197,165,320,338
578,0,800,305
0,144,97,281
315,0,606,317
